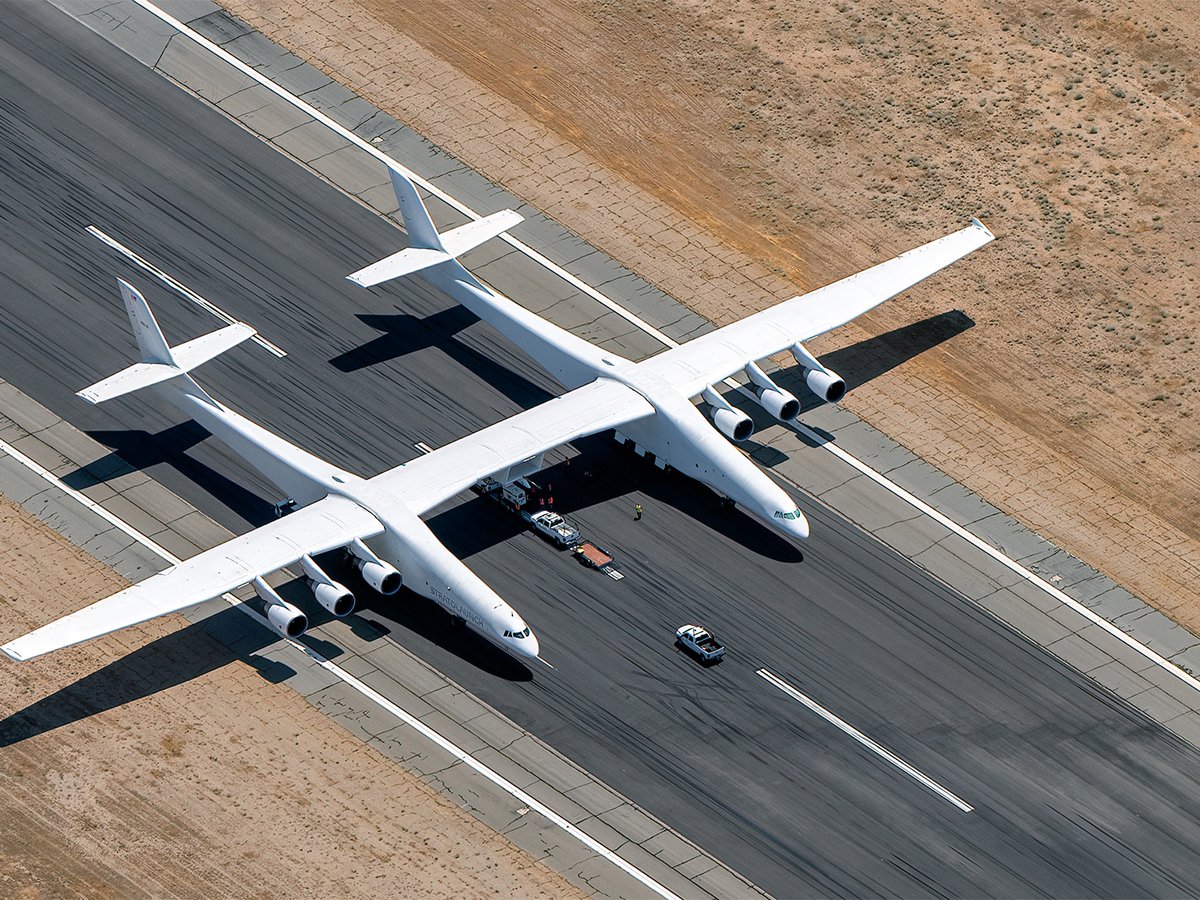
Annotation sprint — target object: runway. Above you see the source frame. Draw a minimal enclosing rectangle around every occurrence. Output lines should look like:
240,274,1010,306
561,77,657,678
3,3,1200,895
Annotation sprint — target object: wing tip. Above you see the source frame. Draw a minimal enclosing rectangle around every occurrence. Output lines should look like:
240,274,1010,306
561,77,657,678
969,216,995,240
2,642,31,662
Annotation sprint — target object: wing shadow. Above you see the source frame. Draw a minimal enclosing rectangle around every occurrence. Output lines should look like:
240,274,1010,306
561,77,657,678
775,309,975,413
0,574,532,747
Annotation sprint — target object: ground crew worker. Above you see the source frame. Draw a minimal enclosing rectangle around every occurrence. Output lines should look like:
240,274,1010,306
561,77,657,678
634,503,642,521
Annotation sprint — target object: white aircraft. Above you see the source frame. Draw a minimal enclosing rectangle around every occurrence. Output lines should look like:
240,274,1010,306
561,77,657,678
2,164,992,666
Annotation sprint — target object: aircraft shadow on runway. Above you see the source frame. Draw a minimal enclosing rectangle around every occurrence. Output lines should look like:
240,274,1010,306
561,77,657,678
330,308,557,410
428,435,804,564
781,309,975,416
0,573,533,746
64,422,278,527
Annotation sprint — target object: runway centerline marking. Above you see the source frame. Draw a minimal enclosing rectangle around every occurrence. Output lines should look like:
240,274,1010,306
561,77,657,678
757,669,974,813
86,225,287,358
0,435,679,900
124,0,1200,700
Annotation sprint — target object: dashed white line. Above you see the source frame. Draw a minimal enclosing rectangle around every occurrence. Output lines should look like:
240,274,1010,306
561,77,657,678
757,668,973,813
0,434,680,900
125,0,1200,699
87,225,287,358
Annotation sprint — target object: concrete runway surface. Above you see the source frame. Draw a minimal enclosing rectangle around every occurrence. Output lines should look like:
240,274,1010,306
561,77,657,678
2,3,1200,895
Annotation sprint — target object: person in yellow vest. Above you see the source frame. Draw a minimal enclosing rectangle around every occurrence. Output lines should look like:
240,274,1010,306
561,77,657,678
634,503,642,521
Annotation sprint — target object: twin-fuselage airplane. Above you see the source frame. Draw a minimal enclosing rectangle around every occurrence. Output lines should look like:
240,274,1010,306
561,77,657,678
2,165,993,666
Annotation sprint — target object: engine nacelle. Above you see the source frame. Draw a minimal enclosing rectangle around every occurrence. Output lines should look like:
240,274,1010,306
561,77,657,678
265,600,309,639
357,559,402,595
744,361,799,422
300,554,355,617
702,384,754,442
310,580,356,617
710,406,754,442
254,577,309,639
758,387,800,422
804,367,846,404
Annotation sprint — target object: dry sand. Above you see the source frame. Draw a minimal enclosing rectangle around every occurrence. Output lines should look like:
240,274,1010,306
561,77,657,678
219,0,1200,630
0,496,581,898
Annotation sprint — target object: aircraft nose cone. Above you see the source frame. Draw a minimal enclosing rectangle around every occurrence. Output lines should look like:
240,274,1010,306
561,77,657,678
523,630,541,661
778,511,810,540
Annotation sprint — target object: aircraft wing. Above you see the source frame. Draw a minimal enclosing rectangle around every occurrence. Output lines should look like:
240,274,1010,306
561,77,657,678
644,219,995,397
375,378,655,515
2,494,383,661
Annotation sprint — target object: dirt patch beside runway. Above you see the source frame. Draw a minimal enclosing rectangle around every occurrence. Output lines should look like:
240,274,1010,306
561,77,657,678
218,0,1200,629
0,497,580,899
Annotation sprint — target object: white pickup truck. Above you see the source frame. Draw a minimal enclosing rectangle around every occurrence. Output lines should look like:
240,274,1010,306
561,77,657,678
529,510,580,548
675,624,726,663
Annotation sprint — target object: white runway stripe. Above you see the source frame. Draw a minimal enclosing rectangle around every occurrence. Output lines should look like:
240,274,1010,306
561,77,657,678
757,668,974,813
86,225,287,358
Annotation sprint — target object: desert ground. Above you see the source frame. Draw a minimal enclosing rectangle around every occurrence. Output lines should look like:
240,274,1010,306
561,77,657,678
219,0,1200,631
0,497,580,899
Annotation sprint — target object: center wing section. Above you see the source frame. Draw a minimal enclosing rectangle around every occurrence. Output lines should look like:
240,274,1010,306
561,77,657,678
643,219,994,397
374,378,655,516
2,495,383,661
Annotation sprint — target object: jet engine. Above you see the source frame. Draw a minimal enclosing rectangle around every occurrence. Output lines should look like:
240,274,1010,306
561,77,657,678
745,362,800,422
300,554,356,617
790,342,846,404
702,385,754,442
348,539,402,595
254,577,308,639
357,560,402,595
804,367,846,404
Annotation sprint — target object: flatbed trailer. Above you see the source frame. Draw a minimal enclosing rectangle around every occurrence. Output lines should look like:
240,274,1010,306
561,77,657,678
573,541,624,580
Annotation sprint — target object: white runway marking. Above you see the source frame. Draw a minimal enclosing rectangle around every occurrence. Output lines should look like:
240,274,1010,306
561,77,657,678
413,441,433,454
86,225,287,358
0,434,679,900
124,0,1200,700
757,669,974,813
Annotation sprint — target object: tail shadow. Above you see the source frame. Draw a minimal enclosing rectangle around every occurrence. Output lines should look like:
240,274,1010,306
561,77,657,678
331,308,556,409
62,421,275,527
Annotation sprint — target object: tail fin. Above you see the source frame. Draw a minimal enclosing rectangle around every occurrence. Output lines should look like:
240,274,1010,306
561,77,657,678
77,279,256,404
346,166,523,287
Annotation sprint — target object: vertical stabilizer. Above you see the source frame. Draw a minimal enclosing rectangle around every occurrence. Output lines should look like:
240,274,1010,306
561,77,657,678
119,278,175,366
389,166,444,252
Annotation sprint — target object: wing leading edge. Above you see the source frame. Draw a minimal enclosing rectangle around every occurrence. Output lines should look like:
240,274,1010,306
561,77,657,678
1,495,383,661
645,219,995,397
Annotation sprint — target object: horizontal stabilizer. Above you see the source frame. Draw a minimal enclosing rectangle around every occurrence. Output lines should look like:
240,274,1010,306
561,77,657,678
77,320,256,405
347,209,523,287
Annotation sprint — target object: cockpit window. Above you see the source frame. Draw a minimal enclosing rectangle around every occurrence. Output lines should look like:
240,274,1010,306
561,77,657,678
505,627,532,639
773,508,802,520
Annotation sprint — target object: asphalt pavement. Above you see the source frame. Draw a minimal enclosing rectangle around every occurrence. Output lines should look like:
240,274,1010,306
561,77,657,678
3,3,1200,895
